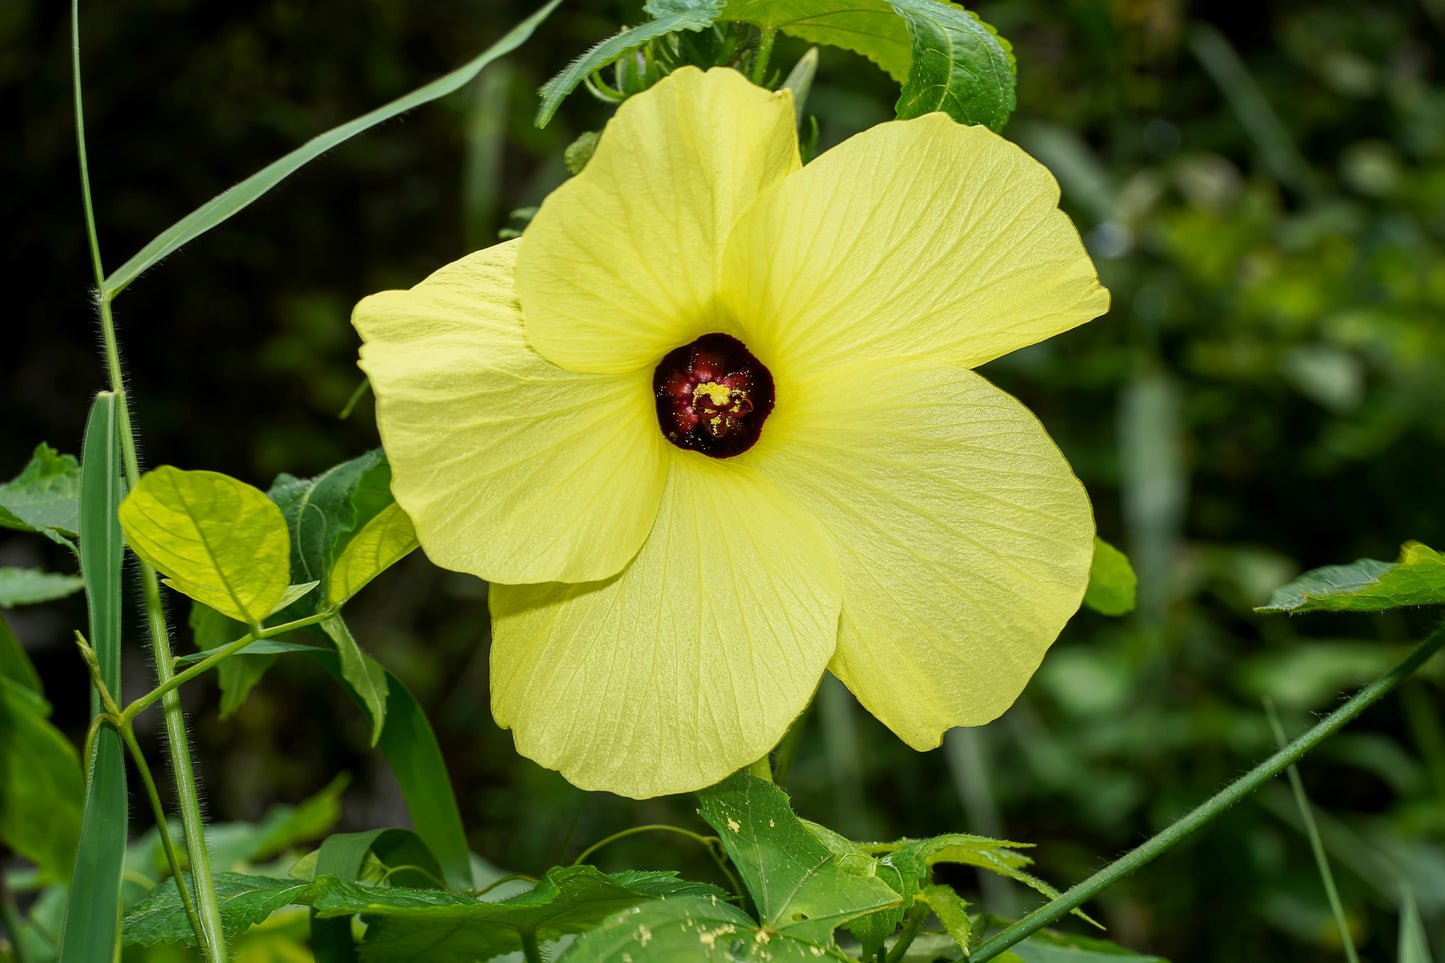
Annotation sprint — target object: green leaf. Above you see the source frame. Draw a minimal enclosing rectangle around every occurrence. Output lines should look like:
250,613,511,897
889,0,1015,131
1007,928,1168,961
101,0,563,298
316,866,728,962
1256,541,1445,614
320,614,389,745
122,872,323,945
0,567,86,608
1400,884,1434,963
0,676,83,883
800,820,908,957
60,392,128,963
305,650,474,891
174,635,325,666
269,449,391,607
697,775,901,943
558,895,854,962
1083,537,1137,616
327,502,418,606
717,0,913,81
919,883,971,954
535,0,724,128
119,466,294,624
0,443,83,548
0,611,42,695
316,828,446,891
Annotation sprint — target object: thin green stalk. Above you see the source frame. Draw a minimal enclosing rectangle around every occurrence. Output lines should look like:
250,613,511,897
72,3,226,955
572,824,744,898
121,609,332,722
969,624,1445,962
751,27,776,85
118,724,202,941
885,901,929,963
1266,699,1360,963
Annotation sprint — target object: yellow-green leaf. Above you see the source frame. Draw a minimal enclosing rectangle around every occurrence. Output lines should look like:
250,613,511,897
1083,537,1137,616
119,467,292,625
1257,541,1445,614
326,503,419,606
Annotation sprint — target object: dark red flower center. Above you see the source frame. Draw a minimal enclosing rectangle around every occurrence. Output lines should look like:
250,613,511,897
653,333,774,458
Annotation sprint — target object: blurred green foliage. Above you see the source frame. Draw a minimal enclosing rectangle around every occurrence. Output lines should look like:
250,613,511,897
6,0,1445,960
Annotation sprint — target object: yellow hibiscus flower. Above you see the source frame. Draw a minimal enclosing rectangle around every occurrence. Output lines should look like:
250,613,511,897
353,66,1108,799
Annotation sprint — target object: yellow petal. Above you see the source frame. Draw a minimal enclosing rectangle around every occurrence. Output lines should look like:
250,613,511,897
354,241,667,584
517,67,799,375
752,358,1093,748
489,455,842,798
722,113,1108,372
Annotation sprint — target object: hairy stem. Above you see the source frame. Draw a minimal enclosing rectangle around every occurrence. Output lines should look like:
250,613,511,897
969,624,1445,962
118,723,203,941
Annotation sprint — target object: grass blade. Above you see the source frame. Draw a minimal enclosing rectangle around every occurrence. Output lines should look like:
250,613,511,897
101,0,562,298
58,392,127,963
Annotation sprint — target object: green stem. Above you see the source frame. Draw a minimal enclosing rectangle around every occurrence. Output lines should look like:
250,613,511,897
885,901,929,963
118,723,203,942
750,26,776,85
1265,699,1360,963
520,930,543,963
572,824,745,899
969,624,1445,962
121,610,332,723
745,756,773,782
72,4,227,953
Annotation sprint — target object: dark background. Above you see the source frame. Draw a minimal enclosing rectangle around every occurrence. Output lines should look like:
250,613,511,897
6,0,1445,959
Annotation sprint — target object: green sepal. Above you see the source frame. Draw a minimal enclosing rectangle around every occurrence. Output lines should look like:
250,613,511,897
535,0,724,127
1257,541,1445,614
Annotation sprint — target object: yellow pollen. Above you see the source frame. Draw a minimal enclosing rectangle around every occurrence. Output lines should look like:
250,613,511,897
693,382,738,408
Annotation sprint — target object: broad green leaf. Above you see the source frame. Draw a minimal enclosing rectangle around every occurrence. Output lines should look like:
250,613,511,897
101,0,563,298
315,867,727,962
1400,885,1434,963
0,611,43,695
919,883,970,954
890,0,1015,131
60,393,128,963
320,615,389,745
535,0,723,127
0,677,83,883
1007,928,1168,961
120,466,293,624
122,872,323,945
697,775,901,943
0,567,86,608
0,443,82,547
1082,537,1137,616
801,820,908,957
269,449,389,606
327,502,418,606
558,895,854,962
305,650,473,891
316,828,445,890
1257,542,1445,614
717,0,913,81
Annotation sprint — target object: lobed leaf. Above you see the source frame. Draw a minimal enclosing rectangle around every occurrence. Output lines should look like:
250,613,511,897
0,568,85,608
1256,541,1445,614
0,443,83,548
535,0,724,127
317,866,727,962
122,872,323,945
890,0,1015,131
101,0,563,298
1083,537,1137,616
0,676,83,884
119,466,294,625
558,895,854,962
697,775,901,944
